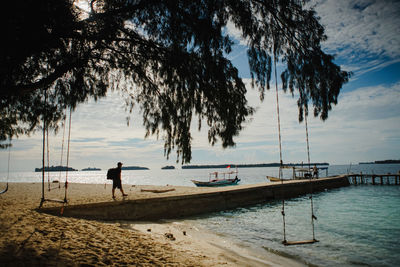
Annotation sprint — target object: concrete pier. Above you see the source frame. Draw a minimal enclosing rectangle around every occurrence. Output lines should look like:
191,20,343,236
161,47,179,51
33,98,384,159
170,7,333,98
40,175,349,221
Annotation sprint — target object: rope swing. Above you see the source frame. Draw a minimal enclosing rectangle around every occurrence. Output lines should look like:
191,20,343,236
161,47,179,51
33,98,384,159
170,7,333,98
39,90,70,208
272,43,318,246
304,112,318,243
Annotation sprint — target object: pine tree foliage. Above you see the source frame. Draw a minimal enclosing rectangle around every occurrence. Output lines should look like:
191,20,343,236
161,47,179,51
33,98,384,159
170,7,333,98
0,0,350,161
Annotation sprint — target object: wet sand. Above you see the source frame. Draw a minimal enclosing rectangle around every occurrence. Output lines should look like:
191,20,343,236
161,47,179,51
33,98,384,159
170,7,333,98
0,182,306,266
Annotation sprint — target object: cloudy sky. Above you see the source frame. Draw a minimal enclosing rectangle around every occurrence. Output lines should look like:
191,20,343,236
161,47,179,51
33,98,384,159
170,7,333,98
1,0,399,172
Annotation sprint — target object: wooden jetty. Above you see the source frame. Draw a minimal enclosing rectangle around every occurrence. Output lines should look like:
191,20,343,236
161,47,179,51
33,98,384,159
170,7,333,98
347,173,400,185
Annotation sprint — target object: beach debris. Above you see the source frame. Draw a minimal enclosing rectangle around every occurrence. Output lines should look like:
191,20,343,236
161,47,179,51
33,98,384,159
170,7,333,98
140,188,176,193
183,231,186,236
147,229,151,232
164,233,175,241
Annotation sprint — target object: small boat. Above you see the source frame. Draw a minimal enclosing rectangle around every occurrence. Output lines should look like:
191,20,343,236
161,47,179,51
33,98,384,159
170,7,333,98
191,167,241,187
267,176,284,182
191,177,240,187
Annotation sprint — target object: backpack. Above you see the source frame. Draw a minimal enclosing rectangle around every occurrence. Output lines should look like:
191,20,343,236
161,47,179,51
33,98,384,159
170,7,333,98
107,168,118,180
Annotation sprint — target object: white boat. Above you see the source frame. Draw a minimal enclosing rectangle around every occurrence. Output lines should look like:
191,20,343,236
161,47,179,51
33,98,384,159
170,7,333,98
191,167,240,187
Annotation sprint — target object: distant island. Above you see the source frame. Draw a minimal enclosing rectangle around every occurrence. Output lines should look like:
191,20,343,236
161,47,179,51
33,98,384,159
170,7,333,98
182,162,329,169
359,160,400,164
35,166,77,172
161,166,175,170
121,166,149,170
81,167,101,171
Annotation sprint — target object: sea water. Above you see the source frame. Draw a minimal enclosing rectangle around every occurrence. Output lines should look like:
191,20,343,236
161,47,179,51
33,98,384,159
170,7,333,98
1,164,400,266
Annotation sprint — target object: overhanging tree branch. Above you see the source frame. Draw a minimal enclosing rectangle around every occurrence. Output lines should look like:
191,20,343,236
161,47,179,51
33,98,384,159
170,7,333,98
0,0,350,164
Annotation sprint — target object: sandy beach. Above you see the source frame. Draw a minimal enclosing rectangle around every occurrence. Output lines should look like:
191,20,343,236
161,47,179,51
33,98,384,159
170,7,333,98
0,182,306,266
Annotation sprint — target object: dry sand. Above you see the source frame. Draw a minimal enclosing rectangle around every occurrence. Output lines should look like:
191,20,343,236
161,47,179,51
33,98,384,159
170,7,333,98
0,182,306,266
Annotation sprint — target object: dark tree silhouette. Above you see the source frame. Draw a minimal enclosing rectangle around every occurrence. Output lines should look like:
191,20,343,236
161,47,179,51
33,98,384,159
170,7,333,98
0,0,350,162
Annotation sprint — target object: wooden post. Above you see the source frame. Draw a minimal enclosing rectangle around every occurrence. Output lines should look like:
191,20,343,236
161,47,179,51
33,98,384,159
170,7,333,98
387,173,390,185
380,175,383,185
372,175,375,185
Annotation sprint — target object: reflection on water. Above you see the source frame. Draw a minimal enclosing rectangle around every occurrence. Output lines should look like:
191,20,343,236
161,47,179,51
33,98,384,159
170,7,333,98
186,185,400,267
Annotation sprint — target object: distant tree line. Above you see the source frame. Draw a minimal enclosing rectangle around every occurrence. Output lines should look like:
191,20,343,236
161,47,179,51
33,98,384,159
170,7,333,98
121,166,149,170
35,166,77,172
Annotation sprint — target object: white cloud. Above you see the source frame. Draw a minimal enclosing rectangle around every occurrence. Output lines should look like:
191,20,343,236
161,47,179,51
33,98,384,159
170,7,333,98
1,82,399,171
290,82,400,164
225,20,248,46
189,80,400,165
308,0,400,73
227,1,400,79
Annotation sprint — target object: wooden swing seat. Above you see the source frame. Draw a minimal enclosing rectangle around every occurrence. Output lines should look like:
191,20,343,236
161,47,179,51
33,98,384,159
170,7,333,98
283,239,318,246
44,198,67,204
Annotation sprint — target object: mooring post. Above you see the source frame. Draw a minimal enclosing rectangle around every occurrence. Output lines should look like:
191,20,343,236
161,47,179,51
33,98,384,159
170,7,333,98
372,175,376,185
380,175,383,185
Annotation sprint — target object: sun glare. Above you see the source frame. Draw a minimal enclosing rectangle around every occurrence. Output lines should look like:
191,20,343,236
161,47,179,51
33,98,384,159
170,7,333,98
74,0,91,19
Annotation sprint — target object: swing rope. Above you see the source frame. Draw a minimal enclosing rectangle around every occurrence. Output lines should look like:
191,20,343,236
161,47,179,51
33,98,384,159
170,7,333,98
40,90,47,206
304,112,317,242
272,42,287,244
0,145,11,194
64,107,72,203
305,114,311,171
58,113,67,186
47,127,51,191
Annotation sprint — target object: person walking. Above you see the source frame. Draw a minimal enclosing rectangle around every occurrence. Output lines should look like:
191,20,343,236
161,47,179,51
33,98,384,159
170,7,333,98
112,162,128,199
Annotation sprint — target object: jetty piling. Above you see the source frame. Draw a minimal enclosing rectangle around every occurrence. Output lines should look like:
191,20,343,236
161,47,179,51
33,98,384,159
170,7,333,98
347,173,400,186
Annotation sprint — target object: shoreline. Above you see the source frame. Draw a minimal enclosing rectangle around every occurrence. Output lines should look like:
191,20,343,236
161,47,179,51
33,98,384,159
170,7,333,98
130,220,307,267
0,182,306,266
